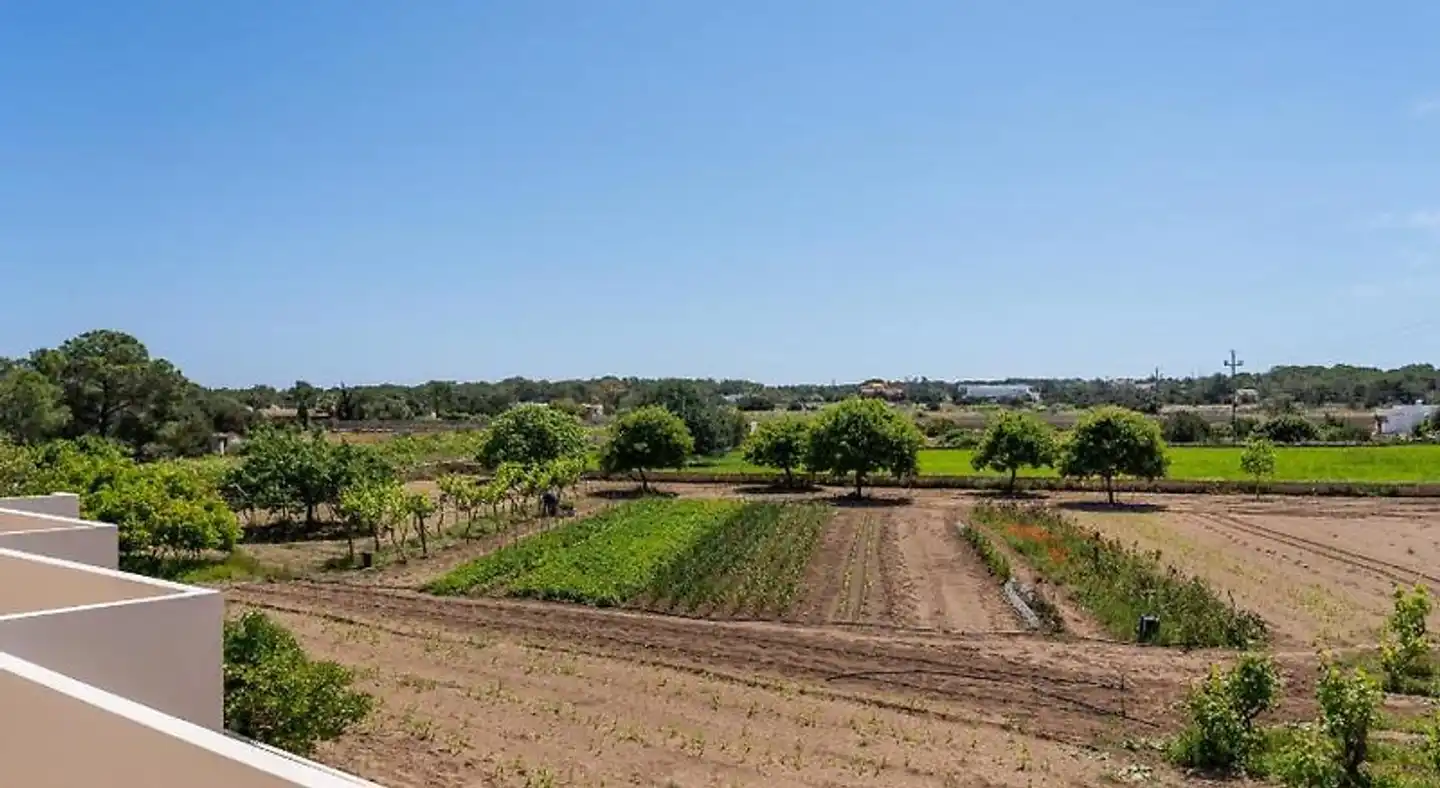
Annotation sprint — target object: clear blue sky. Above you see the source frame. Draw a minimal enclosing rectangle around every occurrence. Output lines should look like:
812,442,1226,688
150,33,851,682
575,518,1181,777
2,2,1437,387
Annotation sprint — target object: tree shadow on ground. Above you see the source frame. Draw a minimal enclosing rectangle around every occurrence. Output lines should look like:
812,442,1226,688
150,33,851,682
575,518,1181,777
588,487,680,501
1055,500,1168,514
733,483,824,496
972,489,1051,501
242,519,352,544
831,493,913,508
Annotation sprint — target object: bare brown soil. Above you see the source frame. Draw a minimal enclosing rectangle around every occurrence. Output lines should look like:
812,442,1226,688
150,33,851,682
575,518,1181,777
223,482,1440,786
230,581,1215,786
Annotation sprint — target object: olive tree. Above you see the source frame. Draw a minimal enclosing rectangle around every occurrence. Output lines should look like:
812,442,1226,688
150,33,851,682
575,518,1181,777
805,398,923,498
1058,406,1169,504
971,411,1056,492
741,414,811,487
477,403,587,468
599,405,693,492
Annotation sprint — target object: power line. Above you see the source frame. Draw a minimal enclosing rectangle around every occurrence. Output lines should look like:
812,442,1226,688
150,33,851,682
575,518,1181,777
1224,349,1244,441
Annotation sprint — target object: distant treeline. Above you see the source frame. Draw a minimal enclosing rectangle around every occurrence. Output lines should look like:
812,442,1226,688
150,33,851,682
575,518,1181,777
218,364,1440,421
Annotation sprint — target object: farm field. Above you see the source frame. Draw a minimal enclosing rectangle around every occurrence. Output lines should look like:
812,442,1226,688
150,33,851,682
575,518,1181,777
224,481,1440,786
693,443,1440,482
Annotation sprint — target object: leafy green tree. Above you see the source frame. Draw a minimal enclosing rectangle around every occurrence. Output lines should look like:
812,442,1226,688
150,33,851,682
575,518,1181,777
804,398,923,498
1239,436,1276,498
642,381,733,456
288,381,320,428
223,611,373,756
0,365,70,444
600,405,693,491
478,403,586,469
29,330,190,449
403,492,437,557
224,428,394,528
1058,406,1169,504
742,415,811,487
971,411,1056,492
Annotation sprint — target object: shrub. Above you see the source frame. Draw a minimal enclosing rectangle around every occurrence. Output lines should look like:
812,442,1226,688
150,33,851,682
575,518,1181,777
1379,584,1432,693
1163,410,1214,444
1170,653,1281,773
1241,437,1277,498
1256,414,1321,444
1315,660,1382,786
223,612,373,756
741,415,811,487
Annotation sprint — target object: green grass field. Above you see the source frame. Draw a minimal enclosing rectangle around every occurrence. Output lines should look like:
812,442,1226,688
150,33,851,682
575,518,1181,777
690,444,1440,483
427,499,831,614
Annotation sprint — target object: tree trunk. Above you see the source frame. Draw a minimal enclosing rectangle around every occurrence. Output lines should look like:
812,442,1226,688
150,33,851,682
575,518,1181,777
783,467,793,489
371,524,382,553
854,471,864,499
305,501,316,526
638,468,649,493
1104,474,1115,505
1009,467,1018,494
345,524,356,566
417,514,429,557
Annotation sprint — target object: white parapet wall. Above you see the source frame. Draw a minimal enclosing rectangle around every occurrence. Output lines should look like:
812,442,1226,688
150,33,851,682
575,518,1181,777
0,548,223,729
0,503,118,569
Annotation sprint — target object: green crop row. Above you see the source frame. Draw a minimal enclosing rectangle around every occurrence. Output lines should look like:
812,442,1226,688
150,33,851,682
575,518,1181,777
426,498,832,615
646,502,830,617
959,523,1011,581
970,502,1268,648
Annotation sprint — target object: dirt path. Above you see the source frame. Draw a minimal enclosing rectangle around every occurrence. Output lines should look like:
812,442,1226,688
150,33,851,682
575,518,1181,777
791,508,904,626
891,500,1020,632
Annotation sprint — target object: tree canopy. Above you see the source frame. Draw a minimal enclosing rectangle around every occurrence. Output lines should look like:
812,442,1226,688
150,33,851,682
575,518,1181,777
599,405,693,491
805,398,923,497
741,414,811,487
1058,406,1170,504
971,411,1055,491
477,403,587,469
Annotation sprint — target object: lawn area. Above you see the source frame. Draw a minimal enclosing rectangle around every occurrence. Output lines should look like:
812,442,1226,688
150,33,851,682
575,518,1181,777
690,444,1440,483
427,499,831,615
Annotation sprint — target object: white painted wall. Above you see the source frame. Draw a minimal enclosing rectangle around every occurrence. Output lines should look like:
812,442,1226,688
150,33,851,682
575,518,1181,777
0,590,224,729
0,493,81,519
0,524,118,569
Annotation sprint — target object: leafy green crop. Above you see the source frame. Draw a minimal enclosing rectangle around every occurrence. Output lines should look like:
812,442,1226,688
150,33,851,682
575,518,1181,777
427,499,831,615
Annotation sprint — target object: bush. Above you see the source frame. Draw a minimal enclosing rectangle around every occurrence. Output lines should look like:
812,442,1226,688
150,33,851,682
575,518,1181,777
741,414,811,487
1163,410,1214,444
1380,584,1432,694
1315,660,1382,786
1171,653,1281,773
1256,414,1321,444
223,612,373,756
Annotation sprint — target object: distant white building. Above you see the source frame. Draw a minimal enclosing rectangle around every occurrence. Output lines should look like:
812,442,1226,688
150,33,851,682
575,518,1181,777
957,384,1040,403
1374,403,1437,436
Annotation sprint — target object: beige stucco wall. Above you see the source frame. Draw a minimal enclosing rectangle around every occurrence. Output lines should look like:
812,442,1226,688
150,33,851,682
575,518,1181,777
0,590,224,729
0,493,81,519
0,523,118,568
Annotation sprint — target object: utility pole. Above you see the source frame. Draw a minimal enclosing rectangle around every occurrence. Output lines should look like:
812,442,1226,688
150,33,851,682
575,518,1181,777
1224,349,1244,441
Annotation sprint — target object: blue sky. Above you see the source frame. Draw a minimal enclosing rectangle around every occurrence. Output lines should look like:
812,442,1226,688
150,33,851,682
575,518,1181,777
1,2,1437,387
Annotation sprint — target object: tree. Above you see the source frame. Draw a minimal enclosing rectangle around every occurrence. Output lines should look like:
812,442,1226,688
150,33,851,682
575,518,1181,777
971,411,1056,492
29,330,190,450
1239,436,1276,498
741,414,811,487
0,365,70,444
403,492,437,558
1058,406,1170,504
642,380,733,456
599,405,693,491
804,398,923,498
288,381,320,428
223,428,394,528
478,403,586,469
223,611,373,756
